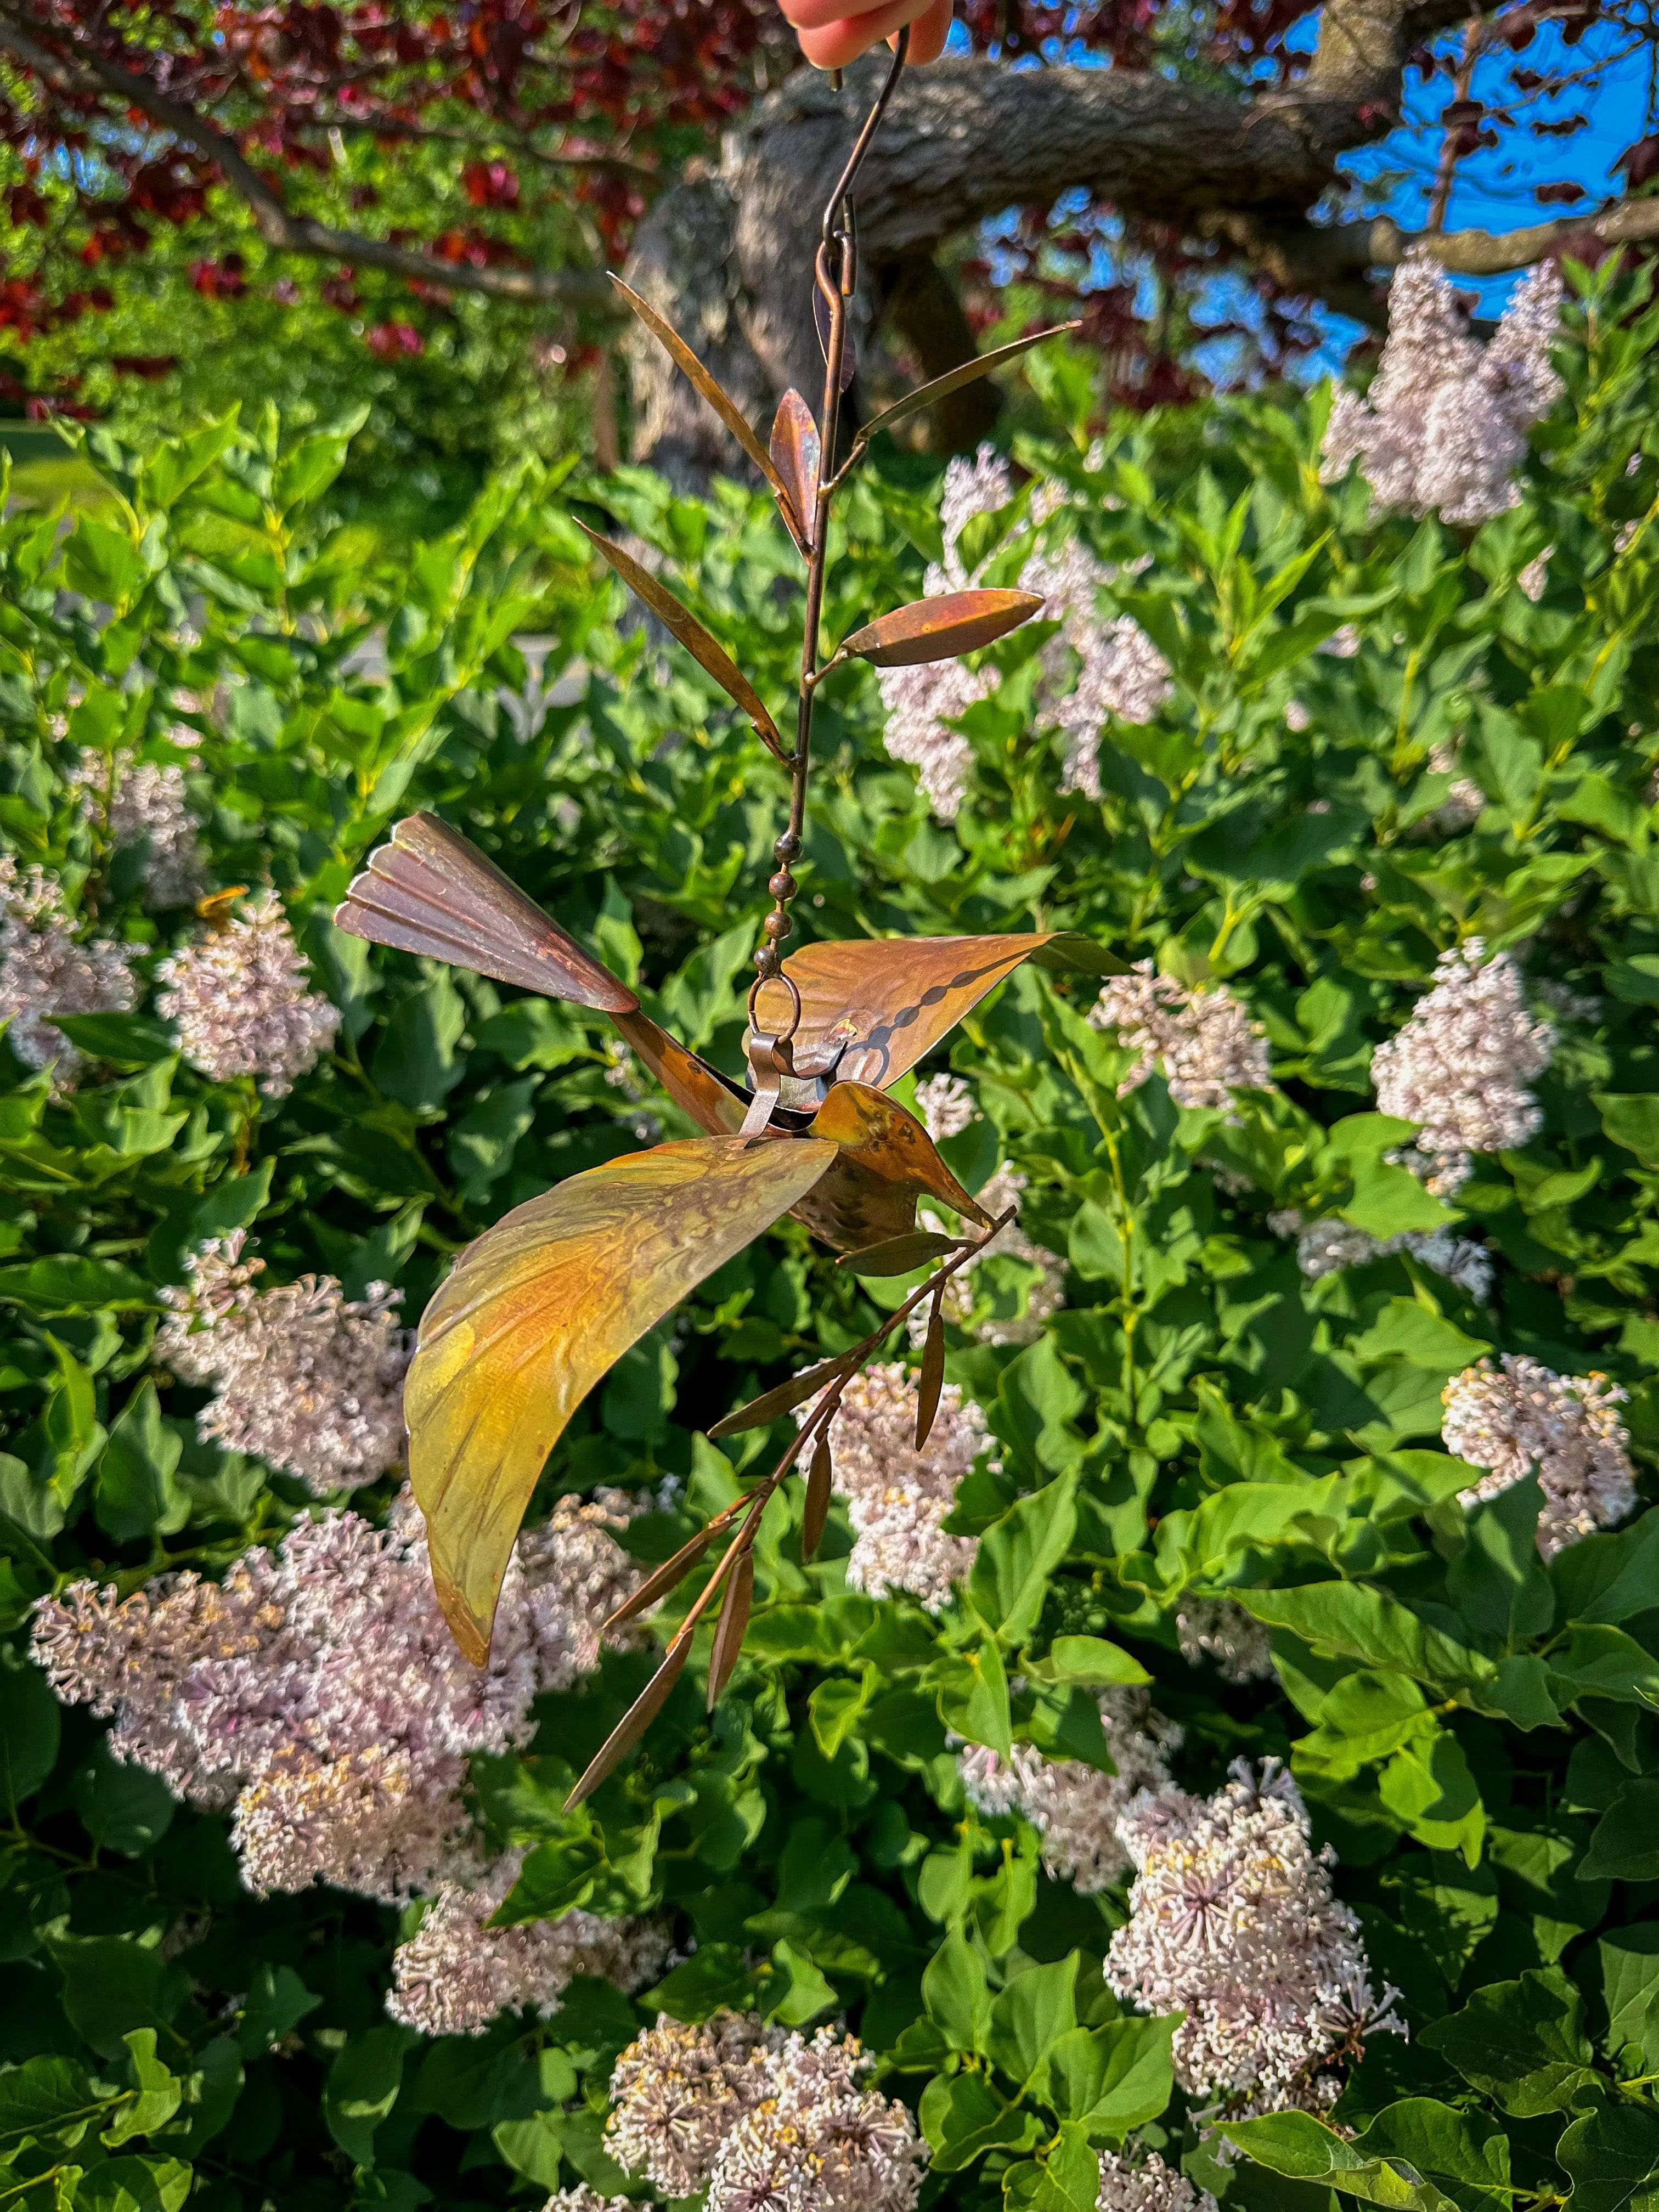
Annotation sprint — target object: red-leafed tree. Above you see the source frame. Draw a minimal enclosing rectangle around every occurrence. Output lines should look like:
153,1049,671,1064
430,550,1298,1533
3,0,1658,470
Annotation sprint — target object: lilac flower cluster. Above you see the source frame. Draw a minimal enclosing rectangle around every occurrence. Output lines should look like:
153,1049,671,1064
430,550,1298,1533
1322,255,1564,525
805,1362,990,1612
156,1232,409,1495
1096,2151,1218,2212
958,1687,1182,1892
156,888,339,1094
33,1486,664,2032
1267,1209,1493,1301
1090,964,1273,1113
1107,1760,1404,2114
70,746,207,909
606,2013,926,2212
1173,1598,1276,1685
878,449,1169,819
1370,941,1553,1197
1442,1353,1637,1556
0,857,137,1082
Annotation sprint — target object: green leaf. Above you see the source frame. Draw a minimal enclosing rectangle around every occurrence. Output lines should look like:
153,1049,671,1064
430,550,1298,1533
922,1928,991,2053
71,1742,176,1857
1419,1966,1598,2115
1600,1925,1659,2070
49,1934,170,2060
1581,1778,1659,1881
0,2054,102,2149
76,2155,194,2212
987,1954,1078,2087
918,2068,1043,2172
1010,2121,1101,2212
102,2031,182,2148
1224,2103,1494,2211
324,2025,411,2169
765,1939,838,2026
1555,2101,1659,2212
1446,1474,1554,1646
0,1646,60,1813
1033,2013,1178,2132
373,973,468,1110
1240,1584,1497,1699
95,1382,189,1544
237,1962,321,2056
1031,1635,1151,1688
968,1476,1078,1645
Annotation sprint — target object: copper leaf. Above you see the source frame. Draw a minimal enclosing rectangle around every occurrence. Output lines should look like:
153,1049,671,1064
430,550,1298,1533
838,1229,962,1277
840,589,1044,668
576,523,784,753
769,390,820,553
802,1435,833,1562
779,930,1129,1092
407,1133,836,1662
606,1520,723,1630
813,285,856,393
860,324,1080,444
564,1628,691,1809
916,1290,946,1449
708,1351,851,1440
707,1551,754,1710
608,276,805,550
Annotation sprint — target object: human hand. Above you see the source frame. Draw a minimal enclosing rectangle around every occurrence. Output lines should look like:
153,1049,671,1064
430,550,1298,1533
776,0,953,71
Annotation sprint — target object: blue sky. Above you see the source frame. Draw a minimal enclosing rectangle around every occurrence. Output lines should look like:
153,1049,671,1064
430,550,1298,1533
952,5,1655,378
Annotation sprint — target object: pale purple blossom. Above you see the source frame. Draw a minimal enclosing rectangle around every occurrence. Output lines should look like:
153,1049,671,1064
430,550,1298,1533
912,1159,1066,1348
1268,1208,1493,1301
1442,1353,1637,1556
804,1362,990,1612
32,1485,659,2028
1174,1599,1276,1685
607,2016,926,2212
1091,964,1273,1113
958,1687,1182,1892
0,858,138,1081
388,1849,672,2036
913,1071,977,1142
1371,940,1553,1197
1321,255,1563,526
70,746,207,909
157,1232,409,1495
156,889,338,1095
878,450,1168,817
1107,1760,1404,2115
1097,2151,1218,2212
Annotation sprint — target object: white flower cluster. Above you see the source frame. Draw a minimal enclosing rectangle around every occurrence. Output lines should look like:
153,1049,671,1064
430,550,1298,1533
1091,963,1273,1114
804,1362,990,1613
390,1847,671,2039
1097,2150,1218,2212
1173,1598,1276,1685
607,2013,925,2212
543,2192,634,2212
0,857,138,1082
1424,741,1486,835
1442,1353,1637,1557
156,888,339,1095
1107,1760,1404,2114
156,1232,409,1496
32,1486,664,2032
958,1687,1182,1892
912,1071,977,1141
1371,941,1553,1198
1267,1209,1493,1301
877,449,1169,819
1322,255,1564,526
70,746,207,909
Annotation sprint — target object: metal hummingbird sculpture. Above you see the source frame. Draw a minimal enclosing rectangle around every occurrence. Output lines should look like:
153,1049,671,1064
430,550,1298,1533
335,30,1122,1807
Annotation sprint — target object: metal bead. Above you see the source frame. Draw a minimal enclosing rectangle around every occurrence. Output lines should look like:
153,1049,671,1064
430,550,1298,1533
768,869,797,901
773,832,802,864
763,911,793,941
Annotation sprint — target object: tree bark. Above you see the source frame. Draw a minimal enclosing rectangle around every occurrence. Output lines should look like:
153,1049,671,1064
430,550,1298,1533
619,0,1643,478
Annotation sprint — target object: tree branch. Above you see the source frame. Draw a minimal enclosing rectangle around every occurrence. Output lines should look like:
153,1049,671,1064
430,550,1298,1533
0,8,610,309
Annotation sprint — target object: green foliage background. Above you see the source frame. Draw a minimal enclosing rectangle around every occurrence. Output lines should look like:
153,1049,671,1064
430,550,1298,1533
5,261,1659,2212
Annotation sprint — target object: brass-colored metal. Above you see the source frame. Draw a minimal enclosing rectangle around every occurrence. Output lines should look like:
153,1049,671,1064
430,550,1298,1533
332,25,1092,1757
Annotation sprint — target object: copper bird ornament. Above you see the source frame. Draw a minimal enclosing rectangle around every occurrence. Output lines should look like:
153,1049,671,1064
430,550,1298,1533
335,30,1116,1804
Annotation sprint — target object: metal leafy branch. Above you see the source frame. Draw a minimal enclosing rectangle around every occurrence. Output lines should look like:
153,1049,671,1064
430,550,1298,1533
334,33,1119,1809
